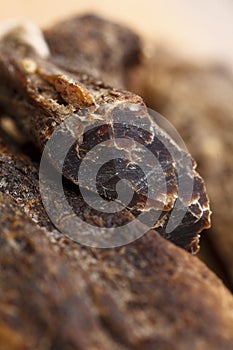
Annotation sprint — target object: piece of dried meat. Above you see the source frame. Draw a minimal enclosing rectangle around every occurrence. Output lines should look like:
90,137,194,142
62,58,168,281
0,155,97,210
0,17,211,252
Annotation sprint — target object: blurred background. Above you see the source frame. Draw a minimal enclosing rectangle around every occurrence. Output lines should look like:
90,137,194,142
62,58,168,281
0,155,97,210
0,0,233,70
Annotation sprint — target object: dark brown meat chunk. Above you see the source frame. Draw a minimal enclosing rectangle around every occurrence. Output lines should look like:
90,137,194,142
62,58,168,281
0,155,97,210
44,14,142,88
0,18,211,251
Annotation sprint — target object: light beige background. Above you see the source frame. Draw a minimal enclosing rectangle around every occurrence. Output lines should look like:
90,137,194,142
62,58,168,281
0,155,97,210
1,0,233,69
